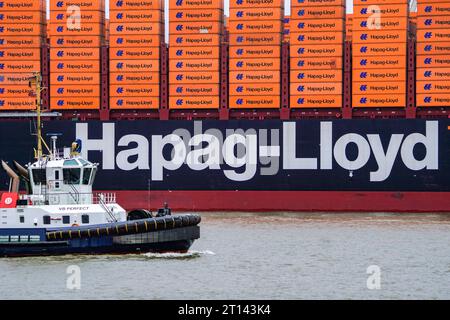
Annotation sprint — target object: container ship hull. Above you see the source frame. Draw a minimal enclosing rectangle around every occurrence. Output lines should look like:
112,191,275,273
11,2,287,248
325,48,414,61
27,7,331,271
1,119,449,213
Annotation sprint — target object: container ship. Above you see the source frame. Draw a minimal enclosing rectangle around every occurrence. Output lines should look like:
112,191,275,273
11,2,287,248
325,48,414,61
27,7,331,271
0,0,449,213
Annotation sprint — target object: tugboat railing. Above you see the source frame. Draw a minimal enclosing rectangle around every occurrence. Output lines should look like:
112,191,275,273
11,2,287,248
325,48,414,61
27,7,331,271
19,192,118,205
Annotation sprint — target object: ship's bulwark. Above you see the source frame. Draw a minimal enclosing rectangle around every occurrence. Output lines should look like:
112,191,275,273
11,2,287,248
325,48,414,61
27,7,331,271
0,119,449,212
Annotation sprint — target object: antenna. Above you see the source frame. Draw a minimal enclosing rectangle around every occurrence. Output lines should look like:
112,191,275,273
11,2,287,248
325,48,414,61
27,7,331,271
28,72,49,159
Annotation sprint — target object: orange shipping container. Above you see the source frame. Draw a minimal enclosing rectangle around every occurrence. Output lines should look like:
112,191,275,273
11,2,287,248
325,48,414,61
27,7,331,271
110,0,163,10
49,36,104,47
0,36,44,48
110,35,162,48
49,11,105,23
110,47,160,60
49,0,104,11
353,30,408,44
416,81,450,94
352,69,406,82
0,11,46,24
417,15,450,29
0,61,41,73
229,8,283,21
291,6,345,19
169,72,220,84
417,3,450,16
353,0,407,4
50,61,100,73
0,73,34,85
291,0,345,6
50,73,100,85
290,95,342,108
352,17,408,31
51,97,101,110
0,24,45,36
50,48,100,60
169,84,221,96
416,94,450,107
0,48,40,61
290,32,343,45
229,33,281,46
170,34,221,47
110,73,160,84
353,4,409,18
352,82,406,94
169,22,223,35
417,29,450,43
229,0,283,8
290,57,343,70
169,47,220,59
169,97,220,109
352,95,406,108
229,71,280,84
109,10,163,23
169,0,223,10
110,23,163,35
353,43,407,56
229,46,281,58
169,10,223,22
229,84,280,96
417,43,450,55
229,96,280,109
290,70,343,83
229,58,280,71
0,0,45,11
0,85,34,97
290,83,342,95
169,59,220,72
353,56,407,70
48,23,104,36
416,68,450,81
109,60,160,72
290,19,344,32
228,20,282,34
0,98,36,110
417,55,450,68
110,97,160,109
50,85,101,97
110,85,160,97
290,44,343,57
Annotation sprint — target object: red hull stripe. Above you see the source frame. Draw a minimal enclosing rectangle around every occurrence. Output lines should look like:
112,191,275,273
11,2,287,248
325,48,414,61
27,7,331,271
107,191,450,213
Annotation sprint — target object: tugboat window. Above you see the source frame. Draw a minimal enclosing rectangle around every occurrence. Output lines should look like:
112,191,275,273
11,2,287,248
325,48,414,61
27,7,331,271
83,168,92,185
62,216,70,224
82,215,89,224
55,170,60,180
19,216,24,223
63,168,81,184
43,216,51,225
32,169,47,185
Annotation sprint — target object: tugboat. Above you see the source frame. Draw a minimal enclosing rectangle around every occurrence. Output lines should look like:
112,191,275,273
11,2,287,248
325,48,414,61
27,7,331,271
0,73,201,257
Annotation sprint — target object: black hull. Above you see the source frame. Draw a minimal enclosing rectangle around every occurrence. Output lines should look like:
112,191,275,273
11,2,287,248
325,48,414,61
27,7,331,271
0,240,195,258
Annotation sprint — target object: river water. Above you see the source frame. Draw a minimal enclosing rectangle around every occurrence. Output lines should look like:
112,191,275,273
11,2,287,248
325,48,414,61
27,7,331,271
1,212,450,300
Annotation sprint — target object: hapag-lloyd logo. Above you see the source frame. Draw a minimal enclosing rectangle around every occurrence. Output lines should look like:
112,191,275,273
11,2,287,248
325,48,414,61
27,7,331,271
76,121,439,183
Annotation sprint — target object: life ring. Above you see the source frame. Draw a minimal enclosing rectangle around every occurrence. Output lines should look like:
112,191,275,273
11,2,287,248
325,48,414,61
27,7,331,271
72,223,79,227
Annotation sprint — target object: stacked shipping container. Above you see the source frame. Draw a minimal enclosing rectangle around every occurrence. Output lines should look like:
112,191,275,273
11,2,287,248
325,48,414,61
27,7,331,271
0,0,46,110
168,0,223,109
352,0,409,108
49,0,105,110
290,0,345,108
109,0,163,110
416,0,450,107
228,0,284,109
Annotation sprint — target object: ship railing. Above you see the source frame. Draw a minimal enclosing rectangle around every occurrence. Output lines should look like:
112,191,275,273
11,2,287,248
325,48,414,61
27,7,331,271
18,192,117,206
93,192,117,205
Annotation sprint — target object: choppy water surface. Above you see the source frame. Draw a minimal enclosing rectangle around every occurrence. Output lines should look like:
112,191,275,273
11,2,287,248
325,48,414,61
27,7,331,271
1,212,450,300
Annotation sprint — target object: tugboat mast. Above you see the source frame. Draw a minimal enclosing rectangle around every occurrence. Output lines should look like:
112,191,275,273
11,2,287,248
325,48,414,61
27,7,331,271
28,72,48,159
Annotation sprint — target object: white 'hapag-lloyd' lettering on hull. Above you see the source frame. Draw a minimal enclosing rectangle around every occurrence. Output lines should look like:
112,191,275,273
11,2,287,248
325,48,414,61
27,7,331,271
75,121,439,183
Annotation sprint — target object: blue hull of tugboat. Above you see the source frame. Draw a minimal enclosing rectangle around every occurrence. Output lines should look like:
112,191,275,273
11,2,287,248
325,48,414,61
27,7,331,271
0,215,201,257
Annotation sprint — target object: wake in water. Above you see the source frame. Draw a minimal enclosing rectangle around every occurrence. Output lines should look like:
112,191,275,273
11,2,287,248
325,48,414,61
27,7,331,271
142,250,216,260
